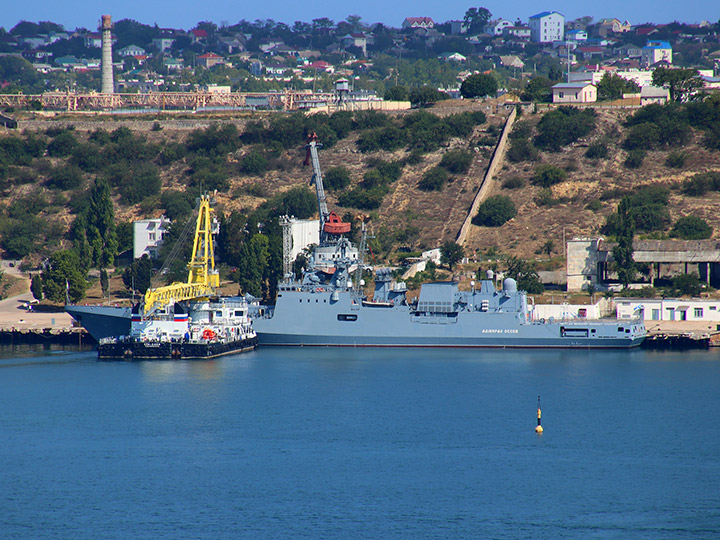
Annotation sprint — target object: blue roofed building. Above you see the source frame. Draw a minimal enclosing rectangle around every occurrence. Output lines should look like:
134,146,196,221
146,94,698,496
529,11,564,43
641,41,672,67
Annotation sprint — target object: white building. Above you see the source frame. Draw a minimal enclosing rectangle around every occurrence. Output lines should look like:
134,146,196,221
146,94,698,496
117,44,145,57
484,19,513,36
616,298,720,323
134,217,171,260
569,69,654,87
529,11,564,43
289,218,320,261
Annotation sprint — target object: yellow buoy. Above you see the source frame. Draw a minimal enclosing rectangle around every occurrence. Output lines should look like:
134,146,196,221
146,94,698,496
535,395,543,434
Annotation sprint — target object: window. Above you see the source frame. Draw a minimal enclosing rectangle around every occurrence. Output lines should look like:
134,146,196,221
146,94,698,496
337,314,357,321
694,308,703,318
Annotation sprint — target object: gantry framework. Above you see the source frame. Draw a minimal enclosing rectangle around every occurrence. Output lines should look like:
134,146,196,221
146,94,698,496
0,90,336,112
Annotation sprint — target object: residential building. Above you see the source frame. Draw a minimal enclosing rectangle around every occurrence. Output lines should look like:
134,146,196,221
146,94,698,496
597,18,632,35
641,85,670,105
569,69,654,87
499,55,524,69
133,217,170,259
439,52,467,62
152,37,175,52
503,26,531,39
196,53,224,68
484,19,513,36
566,29,587,41
162,57,183,70
449,20,467,35
117,45,146,57
402,17,435,30
641,40,672,66
552,82,597,103
341,33,368,55
529,11,564,43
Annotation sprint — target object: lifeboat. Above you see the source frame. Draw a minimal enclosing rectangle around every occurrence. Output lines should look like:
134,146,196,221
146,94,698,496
323,212,351,235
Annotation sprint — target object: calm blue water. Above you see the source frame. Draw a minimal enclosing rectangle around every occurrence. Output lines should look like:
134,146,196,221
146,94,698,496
1,347,719,539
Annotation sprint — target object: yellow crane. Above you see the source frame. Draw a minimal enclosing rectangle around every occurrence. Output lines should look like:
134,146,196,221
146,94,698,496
142,194,220,315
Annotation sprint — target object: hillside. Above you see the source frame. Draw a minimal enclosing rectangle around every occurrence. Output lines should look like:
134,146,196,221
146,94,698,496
2,100,720,281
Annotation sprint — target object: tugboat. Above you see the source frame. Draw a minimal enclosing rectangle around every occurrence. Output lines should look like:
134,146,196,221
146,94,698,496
98,297,257,360
97,194,257,360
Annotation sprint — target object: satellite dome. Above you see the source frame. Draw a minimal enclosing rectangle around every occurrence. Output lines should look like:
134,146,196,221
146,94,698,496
503,278,517,292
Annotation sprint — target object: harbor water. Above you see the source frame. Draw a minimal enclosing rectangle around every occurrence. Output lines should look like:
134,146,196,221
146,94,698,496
1,347,719,539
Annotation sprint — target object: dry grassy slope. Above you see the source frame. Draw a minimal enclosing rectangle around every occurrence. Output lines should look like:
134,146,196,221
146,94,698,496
13,104,720,264
462,109,720,260
125,102,505,251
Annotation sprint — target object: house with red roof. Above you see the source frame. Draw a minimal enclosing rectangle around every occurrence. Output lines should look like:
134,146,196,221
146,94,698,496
402,17,435,30
197,53,224,68
191,29,208,43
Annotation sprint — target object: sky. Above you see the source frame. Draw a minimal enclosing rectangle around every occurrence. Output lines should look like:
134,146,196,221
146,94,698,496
1,0,717,32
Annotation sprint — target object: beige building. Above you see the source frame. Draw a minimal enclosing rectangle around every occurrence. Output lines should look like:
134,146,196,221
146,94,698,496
552,82,597,103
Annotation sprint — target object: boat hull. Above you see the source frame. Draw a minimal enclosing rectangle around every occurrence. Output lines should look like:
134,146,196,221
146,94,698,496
98,335,258,360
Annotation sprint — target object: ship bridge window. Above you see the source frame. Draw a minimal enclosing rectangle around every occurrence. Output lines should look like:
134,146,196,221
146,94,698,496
337,314,358,322
234,310,245,317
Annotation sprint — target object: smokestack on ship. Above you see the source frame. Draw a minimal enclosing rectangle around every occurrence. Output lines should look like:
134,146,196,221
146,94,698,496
100,14,114,94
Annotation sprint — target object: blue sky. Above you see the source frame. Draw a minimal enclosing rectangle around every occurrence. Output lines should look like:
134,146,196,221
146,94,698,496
2,0,717,31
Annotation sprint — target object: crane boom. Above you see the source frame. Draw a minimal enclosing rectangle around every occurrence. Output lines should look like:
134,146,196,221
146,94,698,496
142,194,219,315
306,135,329,233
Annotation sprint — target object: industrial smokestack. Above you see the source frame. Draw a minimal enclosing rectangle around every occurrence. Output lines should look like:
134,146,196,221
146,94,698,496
100,14,114,94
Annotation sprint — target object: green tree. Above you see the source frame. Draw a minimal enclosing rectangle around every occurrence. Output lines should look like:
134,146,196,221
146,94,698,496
474,195,516,227
613,197,636,288
31,274,43,301
236,233,270,297
672,273,703,296
122,255,152,295
463,7,492,34
460,73,498,99
652,67,702,102
670,216,713,239
504,255,544,294
41,249,88,303
521,76,552,102
441,241,465,270
384,86,409,101
100,269,109,298
595,72,640,101
418,166,449,191
408,86,450,107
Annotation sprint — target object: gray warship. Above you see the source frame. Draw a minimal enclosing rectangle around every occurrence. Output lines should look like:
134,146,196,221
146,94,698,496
68,137,646,348
250,135,645,348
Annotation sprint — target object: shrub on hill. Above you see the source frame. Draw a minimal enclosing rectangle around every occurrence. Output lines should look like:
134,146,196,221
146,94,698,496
683,171,720,196
186,123,239,157
623,103,692,149
670,216,713,240
474,195,516,227
585,140,608,159
439,149,473,174
323,166,351,191
534,107,596,151
624,149,646,169
418,167,449,191
46,131,78,157
507,138,539,162
531,164,567,188
603,185,671,234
